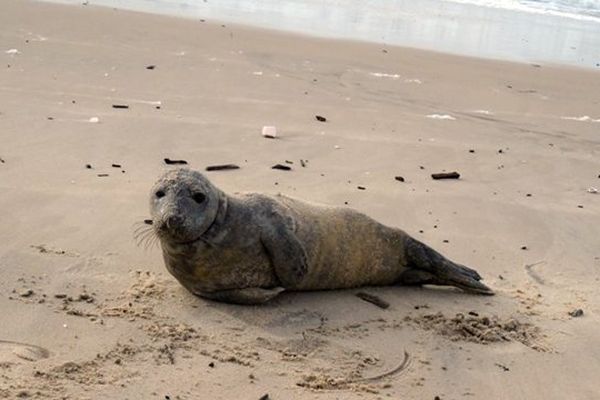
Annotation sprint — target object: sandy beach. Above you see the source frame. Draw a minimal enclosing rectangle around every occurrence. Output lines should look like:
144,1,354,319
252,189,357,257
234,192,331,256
1,0,600,398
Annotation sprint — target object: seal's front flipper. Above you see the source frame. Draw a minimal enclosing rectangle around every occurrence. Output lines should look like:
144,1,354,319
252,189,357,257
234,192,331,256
261,219,308,288
400,237,494,295
196,287,285,305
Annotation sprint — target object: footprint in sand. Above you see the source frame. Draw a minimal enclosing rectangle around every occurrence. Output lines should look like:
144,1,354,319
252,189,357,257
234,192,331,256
0,340,50,363
265,310,325,332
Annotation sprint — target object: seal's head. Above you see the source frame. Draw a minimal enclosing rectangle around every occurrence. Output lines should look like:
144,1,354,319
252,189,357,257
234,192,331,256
150,169,221,245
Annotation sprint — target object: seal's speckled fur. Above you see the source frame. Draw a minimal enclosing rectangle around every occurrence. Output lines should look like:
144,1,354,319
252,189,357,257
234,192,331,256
150,169,493,304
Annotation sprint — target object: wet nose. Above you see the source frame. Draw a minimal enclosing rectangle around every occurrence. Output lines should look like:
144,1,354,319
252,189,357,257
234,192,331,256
165,215,183,230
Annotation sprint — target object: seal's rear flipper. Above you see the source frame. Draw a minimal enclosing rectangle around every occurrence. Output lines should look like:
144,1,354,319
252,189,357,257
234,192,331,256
399,268,494,295
401,237,494,295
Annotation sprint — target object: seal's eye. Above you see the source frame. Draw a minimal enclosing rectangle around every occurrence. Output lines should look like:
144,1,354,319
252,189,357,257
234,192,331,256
155,190,165,198
192,192,206,204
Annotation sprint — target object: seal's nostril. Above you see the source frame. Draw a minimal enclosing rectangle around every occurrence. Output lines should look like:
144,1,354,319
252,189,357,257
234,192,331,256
166,215,183,229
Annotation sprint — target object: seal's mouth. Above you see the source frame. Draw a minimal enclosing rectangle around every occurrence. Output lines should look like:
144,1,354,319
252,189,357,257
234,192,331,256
172,236,203,246
154,224,202,246
155,218,213,246
154,205,219,247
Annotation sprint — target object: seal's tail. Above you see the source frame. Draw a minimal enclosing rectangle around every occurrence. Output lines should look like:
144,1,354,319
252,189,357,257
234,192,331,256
399,237,494,295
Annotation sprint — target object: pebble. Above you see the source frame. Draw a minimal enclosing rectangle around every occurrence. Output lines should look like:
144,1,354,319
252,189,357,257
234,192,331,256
272,164,291,171
431,172,460,180
205,164,240,171
164,158,188,165
569,309,584,317
262,126,277,139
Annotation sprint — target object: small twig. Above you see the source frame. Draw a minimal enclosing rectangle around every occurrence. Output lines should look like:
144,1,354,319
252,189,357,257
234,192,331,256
356,292,390,309
205,164,240,171
524,260,546,285
164,158,188,165
353,351,411,383
272,164,291,171
431,172,460,180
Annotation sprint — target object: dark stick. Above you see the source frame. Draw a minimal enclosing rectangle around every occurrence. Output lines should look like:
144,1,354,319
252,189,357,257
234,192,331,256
431,172,460,180
164,158,188,165
205,164,240,171
355,292,390,309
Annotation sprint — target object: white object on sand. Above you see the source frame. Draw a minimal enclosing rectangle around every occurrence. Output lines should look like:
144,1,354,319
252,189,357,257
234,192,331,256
588,187,598,194
561,116,600,122
5,49,20,55
89,117,99,123
334,145,341,149
426,114,456,120
369,72,400,79
262,126,277,138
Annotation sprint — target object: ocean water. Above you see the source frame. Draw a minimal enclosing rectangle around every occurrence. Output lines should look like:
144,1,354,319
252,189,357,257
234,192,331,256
447,0,600,21
40,0,600,68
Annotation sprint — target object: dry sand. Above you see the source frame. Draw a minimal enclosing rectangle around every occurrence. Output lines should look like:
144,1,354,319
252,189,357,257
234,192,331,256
1,0,600,398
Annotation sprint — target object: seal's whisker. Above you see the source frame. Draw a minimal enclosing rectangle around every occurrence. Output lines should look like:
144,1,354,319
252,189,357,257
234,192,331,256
144,234,160,250
139,230,155,246
133,222,158,250
133,227,150,241
133,227,153,239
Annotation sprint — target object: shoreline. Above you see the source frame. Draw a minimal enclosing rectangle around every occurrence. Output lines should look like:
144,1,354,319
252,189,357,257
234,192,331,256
38,0,600,69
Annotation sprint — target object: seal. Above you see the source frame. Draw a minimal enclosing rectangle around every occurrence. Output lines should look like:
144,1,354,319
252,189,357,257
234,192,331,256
148,168,493,304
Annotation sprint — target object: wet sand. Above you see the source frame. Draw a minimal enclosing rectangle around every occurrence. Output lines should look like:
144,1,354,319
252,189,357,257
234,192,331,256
41,0,600,68
1,0,600,398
